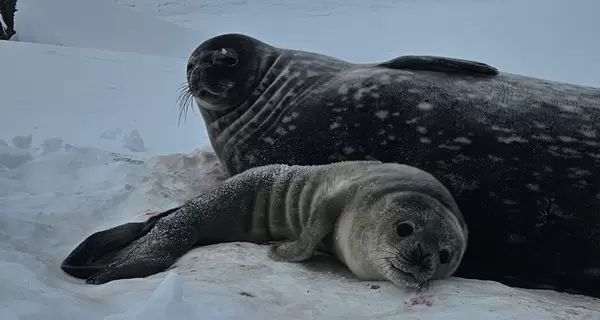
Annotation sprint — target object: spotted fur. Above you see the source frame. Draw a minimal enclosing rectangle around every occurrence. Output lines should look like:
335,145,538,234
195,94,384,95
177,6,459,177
183,34,600,297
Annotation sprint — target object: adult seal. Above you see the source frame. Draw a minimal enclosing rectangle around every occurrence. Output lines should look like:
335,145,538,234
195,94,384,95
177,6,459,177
61,161,468,288
181,33,600,297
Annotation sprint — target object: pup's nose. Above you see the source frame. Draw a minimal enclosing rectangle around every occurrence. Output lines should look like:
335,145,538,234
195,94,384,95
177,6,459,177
411,243,426,265
407,243,434,277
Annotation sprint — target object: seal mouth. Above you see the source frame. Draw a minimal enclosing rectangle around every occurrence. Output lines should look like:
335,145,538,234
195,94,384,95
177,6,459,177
388,258,420,288
186,63,210,97
177,63,211,123
186,49,240,99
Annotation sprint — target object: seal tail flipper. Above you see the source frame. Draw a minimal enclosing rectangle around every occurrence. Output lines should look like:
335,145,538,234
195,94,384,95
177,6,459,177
60,206,183,279
376,55,499,76
60,222,147,279
85,208,200,284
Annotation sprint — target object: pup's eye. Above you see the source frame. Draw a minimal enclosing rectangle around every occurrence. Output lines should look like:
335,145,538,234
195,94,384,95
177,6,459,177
439,249,452,264
396,222,414,237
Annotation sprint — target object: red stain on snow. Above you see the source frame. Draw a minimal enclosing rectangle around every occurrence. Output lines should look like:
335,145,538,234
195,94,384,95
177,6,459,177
410,297,434,307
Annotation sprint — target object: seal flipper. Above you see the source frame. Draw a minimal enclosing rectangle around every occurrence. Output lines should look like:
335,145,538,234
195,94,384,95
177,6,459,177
268,193,344,262
86,210,200,284
60,206,182,279
377,55,499,76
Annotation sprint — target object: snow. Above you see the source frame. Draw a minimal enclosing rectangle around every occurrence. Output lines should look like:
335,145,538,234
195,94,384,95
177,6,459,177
1,0,600,319
14,0,202,58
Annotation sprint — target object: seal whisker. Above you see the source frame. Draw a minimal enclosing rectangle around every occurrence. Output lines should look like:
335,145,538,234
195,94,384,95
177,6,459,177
375,247,398,255
372,256,395,265
176,82,194,125
384,239,404,254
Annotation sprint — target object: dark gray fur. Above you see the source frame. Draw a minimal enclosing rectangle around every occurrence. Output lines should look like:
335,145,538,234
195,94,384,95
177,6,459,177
183,33,600,297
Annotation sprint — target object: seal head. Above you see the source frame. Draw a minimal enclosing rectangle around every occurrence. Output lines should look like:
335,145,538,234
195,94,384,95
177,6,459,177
336,189,467,289
184,33,278,111
386,193,466,287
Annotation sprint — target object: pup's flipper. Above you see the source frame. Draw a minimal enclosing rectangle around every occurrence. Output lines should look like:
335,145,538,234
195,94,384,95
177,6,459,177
60,206,182,280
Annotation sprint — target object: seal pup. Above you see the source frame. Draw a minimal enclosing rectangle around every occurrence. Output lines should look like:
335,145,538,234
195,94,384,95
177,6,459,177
180,33,600,297
61,161,468,288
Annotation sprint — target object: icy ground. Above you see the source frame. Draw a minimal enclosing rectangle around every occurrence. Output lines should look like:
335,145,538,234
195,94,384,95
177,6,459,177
2,0,600,319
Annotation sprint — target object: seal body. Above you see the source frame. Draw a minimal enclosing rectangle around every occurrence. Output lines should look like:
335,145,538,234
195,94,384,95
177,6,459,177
61,161,468,287
184,33,600,297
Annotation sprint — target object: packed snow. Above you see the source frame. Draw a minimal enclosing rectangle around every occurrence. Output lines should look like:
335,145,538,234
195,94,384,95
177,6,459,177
2,0,600,319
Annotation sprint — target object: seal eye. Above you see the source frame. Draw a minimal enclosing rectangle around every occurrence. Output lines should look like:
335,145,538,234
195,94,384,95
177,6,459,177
396,222,414,237
439,249,451,264
212,50,239,67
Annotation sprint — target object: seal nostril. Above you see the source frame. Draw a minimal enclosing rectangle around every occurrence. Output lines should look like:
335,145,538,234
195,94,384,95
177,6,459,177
407,243,424,264
439,249,451,264
416,243,424,256
396,222,414,237
186,62,195,74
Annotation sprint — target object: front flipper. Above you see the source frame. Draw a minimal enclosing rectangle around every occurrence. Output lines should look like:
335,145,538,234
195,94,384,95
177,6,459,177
268,198,340,262
60,205,183,281
377,55,499,76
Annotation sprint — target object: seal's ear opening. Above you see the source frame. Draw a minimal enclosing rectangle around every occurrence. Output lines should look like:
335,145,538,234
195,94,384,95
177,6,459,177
60,206,182,280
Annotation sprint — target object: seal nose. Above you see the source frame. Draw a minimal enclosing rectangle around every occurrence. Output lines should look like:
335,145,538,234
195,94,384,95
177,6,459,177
407,243,434,278
410,243,425,265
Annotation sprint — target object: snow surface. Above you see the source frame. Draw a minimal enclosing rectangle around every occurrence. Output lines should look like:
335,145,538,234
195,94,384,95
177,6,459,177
2,0,600,319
